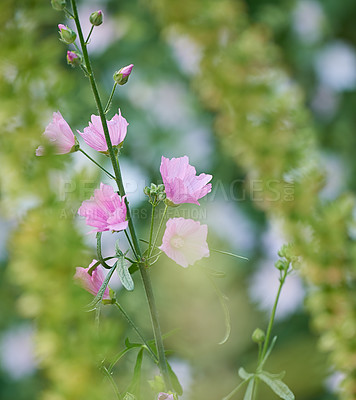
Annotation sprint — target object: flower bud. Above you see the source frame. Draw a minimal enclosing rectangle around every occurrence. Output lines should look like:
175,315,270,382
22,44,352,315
58,24,77,44
113,64,134,85
252,328,265,343
275,259,288,271
66,51,82,67
89,10,103,26
51,0,66,11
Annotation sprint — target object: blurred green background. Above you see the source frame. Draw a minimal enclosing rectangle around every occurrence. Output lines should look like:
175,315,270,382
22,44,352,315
1,0,356,399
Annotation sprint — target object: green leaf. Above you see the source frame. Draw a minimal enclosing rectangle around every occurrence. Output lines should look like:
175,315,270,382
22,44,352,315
262,370,286,380
243,379,255,400
258,372,295,400
123,393,136,400
128,348,144,396
125,337,144,349
87,262,117,311
167,361,183,395
238,367,254,381
115,239,121,256
117,255,134,291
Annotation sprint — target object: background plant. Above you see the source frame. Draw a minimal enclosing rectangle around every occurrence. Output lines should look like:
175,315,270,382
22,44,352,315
1,0,356,399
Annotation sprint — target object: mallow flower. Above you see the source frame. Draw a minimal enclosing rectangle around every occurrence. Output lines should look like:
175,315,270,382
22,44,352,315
74,260,110,300
36,111,77,156
158,394,175,400
159,217,209,268
78,109,128,153
160,156,212,205
78,183,128,233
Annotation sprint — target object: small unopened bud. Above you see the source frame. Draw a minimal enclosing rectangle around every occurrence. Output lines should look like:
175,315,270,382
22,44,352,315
89,10,103,26
66,51,82,67
113,64,134,85
252,328,265,343
144,186,151,196
51,0,66,11
58,24,77,44
275,259,288,271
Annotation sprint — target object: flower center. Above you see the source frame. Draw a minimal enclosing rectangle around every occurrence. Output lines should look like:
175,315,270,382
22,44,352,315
170,235,185,249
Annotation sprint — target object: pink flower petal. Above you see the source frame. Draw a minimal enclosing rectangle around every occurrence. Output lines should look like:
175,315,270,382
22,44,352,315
160,156,212,205
159,217,209,268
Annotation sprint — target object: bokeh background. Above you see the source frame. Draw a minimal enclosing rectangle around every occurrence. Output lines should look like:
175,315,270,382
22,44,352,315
1,0,356,399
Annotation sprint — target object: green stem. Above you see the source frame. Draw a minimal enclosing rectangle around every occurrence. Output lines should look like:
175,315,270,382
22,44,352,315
251,265,289,400
79,148,115,179
102,365,122,400
124,230,138,260
150,204,168,257
147,205,156,257
85,25,94,44
222,379,249,400
104,82,118,114
71,0,171,390
259,266,289,362
139,263,171,389
114,301,158,362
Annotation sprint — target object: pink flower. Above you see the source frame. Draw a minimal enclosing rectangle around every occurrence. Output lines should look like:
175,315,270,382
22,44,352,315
113,64,134,85
158,394,174,400
159,217,209,268
74,260,110,300
160,156,212,205
78,110,128,152
36,111,76,156
78,183,128,233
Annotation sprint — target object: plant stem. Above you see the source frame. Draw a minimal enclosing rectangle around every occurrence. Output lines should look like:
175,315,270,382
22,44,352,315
251,264,289,400
259,266,289,363
102,365,122,400
139,263,171,389
148,204,156,256
114,301,158,362
79,148,115,179
104,82,118,114
85,25,94,44
71,0,171,390
150,204,168,257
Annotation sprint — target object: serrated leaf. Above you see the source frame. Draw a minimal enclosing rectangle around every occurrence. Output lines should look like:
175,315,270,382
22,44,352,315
258,372,295,400
167,361,183,396
238,367,254,381
117,255,134,291
243,379,255,400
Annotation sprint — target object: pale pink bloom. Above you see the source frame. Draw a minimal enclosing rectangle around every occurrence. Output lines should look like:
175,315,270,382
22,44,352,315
158,393,174,400
78,110,128,152
36,111,76,156
159,217,209,268
74,260,110,300
160,156,212,205
78,183,128,233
